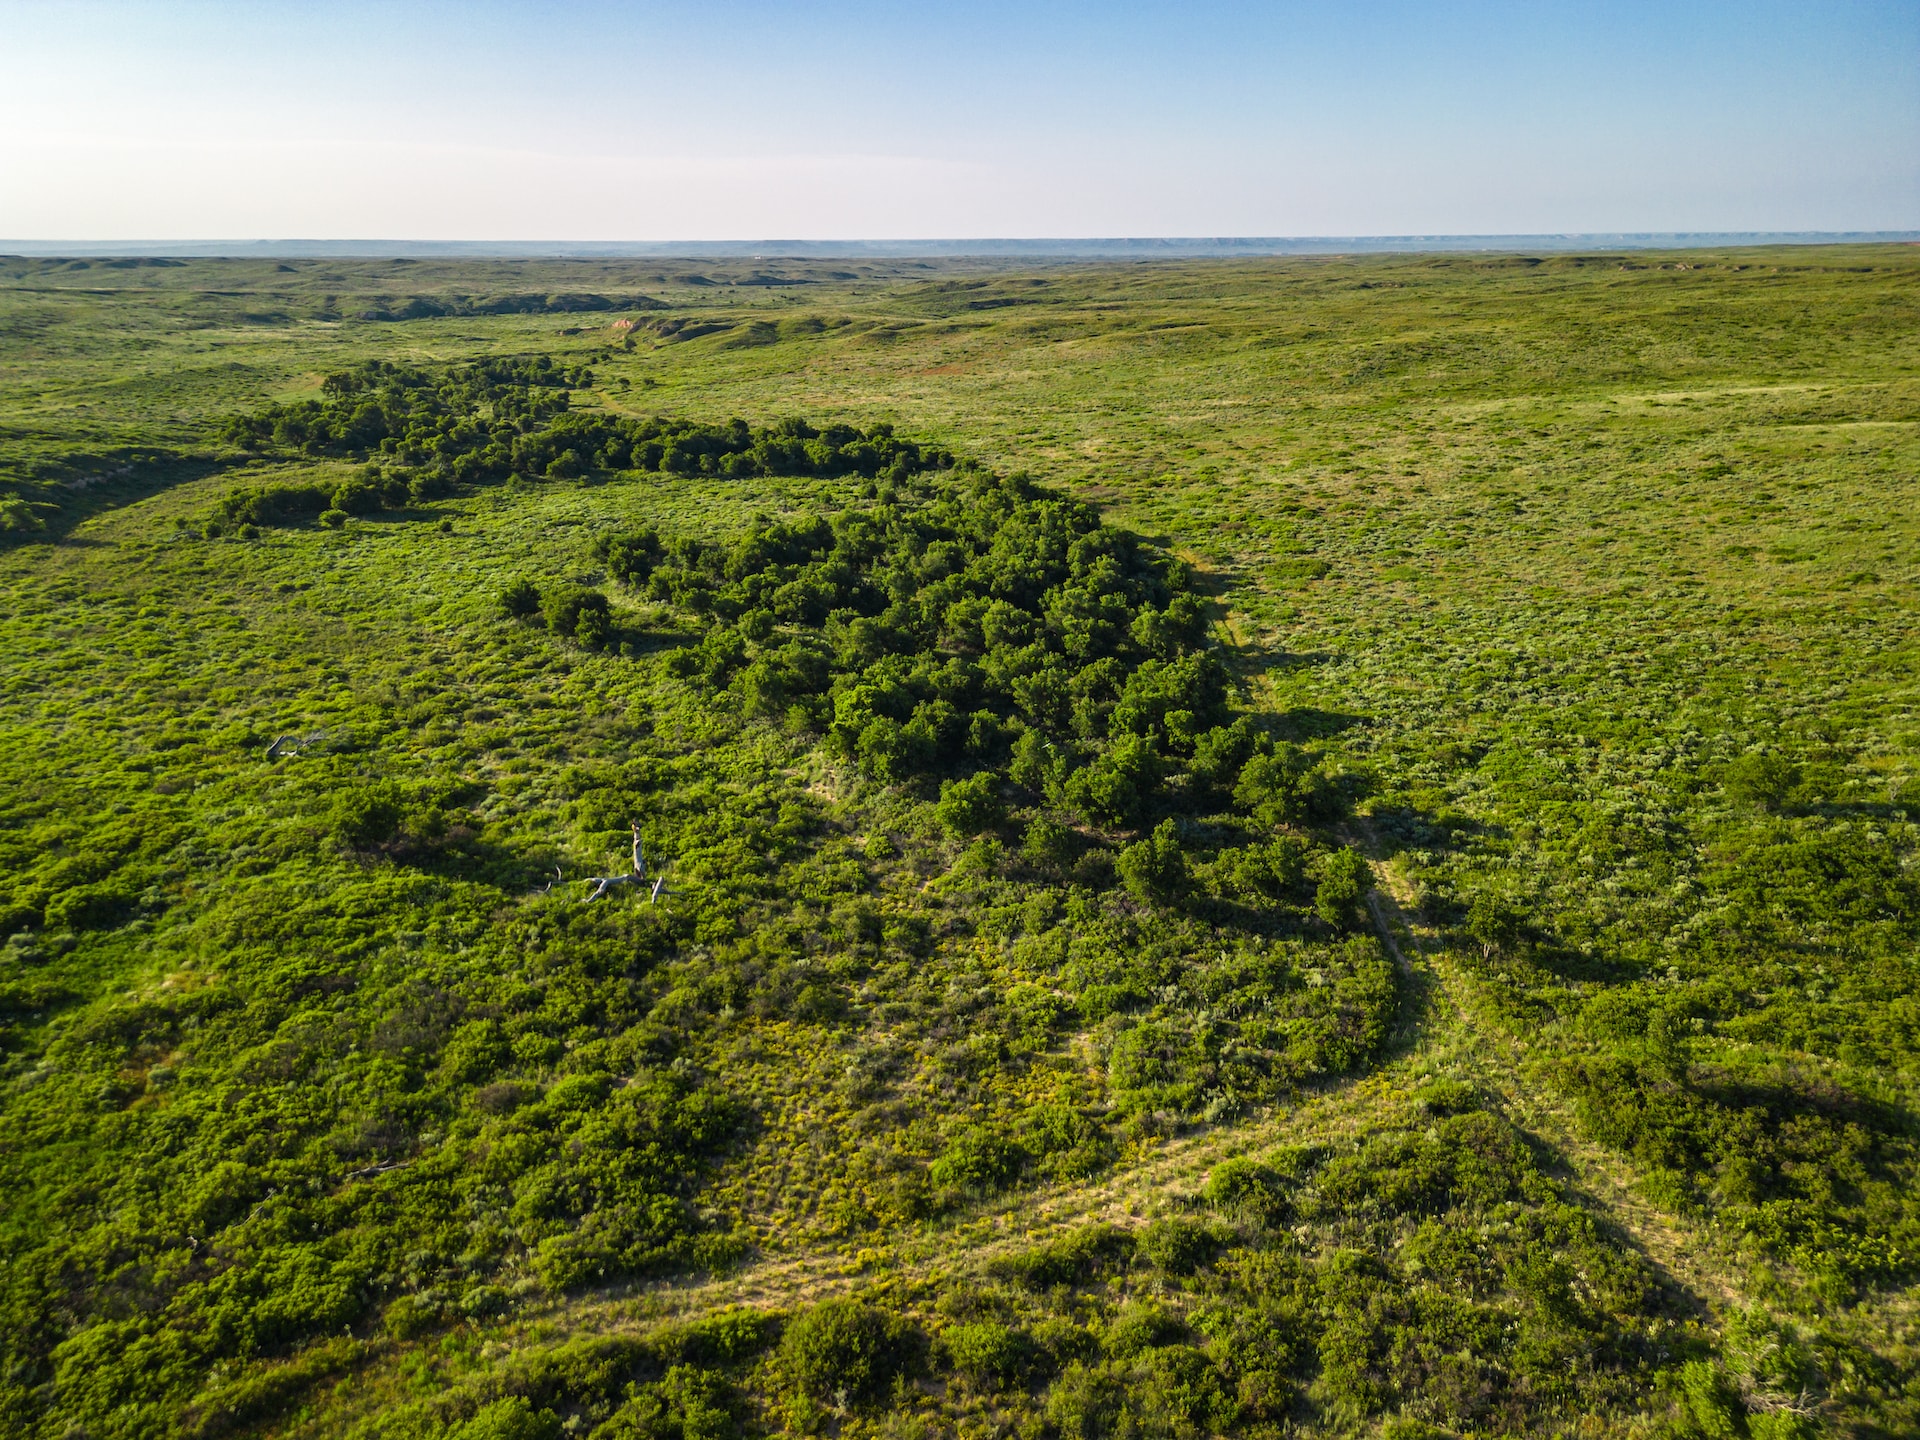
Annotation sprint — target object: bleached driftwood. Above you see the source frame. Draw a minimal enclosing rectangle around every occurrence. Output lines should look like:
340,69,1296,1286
582,824,661,902
346,1159,412,1181
264,730,328,759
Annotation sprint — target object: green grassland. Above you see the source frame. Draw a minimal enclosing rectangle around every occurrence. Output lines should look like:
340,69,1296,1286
0,246,1916,1440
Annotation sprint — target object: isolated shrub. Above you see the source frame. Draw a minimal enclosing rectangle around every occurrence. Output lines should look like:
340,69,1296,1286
943,1322,1032,1389
1022,813,1076,869
1046,1362,1124,1440
450,1397,562,1440
994,1224,1135,1290
1724,752,1801,811
1065,735,1159,829
331,782,406,849
1216,837,1305,901
575,603,614,651
330,477,384,515
1412,1078,1480,1117
499,576,542,620
778,1298,915,1409
929,1126,1027,1192
1314,847,1371,929
596,526,663,584
1678,1359,1745,1439
597,1365,737,1440
541,585,610,640
409,469,457,502
1117,819,1188,906
1188,717,1260,796
383,1293,441,1339
1202,1158,1290,1226
1138,1218,1221,1274
1234,745,1332,825
1103,1303,1182,1358
319,508,348,528
676,1308,779,1366
936,771,1005,839
1133,1345,1236,1434
214,482,331,527
458,1283,509,1320
0,495,45,533
1464,891,1523,956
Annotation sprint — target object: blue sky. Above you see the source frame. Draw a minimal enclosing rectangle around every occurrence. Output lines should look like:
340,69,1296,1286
2,0,1914,239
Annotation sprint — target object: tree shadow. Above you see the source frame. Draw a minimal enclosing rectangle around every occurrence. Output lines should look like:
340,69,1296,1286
389,828,552,890
5,453,234,545
1362,801,1497,856
1267,705,1365,742
1522,941,1643,988
1232,648,1335,679
1690,1065,1911,1139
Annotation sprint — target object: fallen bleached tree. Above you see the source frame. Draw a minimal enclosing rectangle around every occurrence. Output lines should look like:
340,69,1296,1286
581,824,668,903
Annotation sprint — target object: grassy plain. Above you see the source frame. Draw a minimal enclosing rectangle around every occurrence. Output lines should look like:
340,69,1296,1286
1,246,1917,1439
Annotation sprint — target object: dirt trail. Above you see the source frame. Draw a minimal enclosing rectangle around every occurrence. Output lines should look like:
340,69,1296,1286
514,832,1755,1351
1358,840,1749,1312
550,1056,1426,1336
325,830,1750,1421
542,834,1745,1343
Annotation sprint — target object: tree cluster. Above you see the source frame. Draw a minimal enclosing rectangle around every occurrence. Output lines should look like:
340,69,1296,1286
217,360,953,503
592,469,1344,843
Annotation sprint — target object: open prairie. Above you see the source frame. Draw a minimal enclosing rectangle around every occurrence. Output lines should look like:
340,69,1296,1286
1,246,1916,1439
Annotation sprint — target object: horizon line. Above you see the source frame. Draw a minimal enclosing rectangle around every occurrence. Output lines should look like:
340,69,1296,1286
4,231,1917,261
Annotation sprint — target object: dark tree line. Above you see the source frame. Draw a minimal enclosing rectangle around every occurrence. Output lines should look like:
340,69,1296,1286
218,359,952,509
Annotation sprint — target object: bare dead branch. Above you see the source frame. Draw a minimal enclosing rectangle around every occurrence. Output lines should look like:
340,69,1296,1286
264,730,328,760
579,824,672,903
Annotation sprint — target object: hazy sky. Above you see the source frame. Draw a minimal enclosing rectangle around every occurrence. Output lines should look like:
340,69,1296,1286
3,0,1915,239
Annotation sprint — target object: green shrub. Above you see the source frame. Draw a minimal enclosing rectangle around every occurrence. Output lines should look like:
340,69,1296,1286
778,1298,916,1409
1103,1302,1181,1358
1021,814,1076,871
1412,1078,1480,1116
459,1284,509,1319
214,482,331,527
330,782,406,849
1045,1362,1124,1440
936,771,1005,839
1314,847,1371,929
1233,744,1333,825
595,1365,737,1440
1678,1359,1746,1439
0,495,45,533
1138,1218,1221,1274
331,477,385,515
542,586,612,642
383,1294,441,1339
929,1127,1027,1192
1117,819,1188,906
1724,752,1801,811
942,1321,1031,1388
1214,837,1306,900
451,1397,563,1440
500,576,543,619
676,1309,778,1366
994,1224,1135,1290
1202,1158,1291,1225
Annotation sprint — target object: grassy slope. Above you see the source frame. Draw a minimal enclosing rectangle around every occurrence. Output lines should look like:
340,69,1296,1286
1,247,1916,1437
